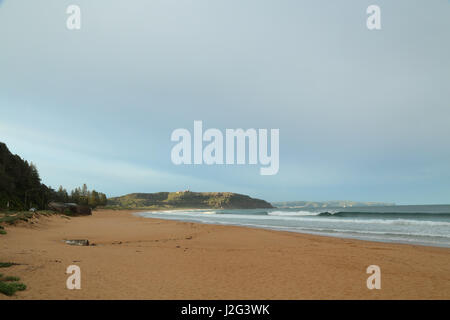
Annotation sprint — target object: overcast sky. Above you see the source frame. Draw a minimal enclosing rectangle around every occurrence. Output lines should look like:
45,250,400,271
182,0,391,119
1,0,449,204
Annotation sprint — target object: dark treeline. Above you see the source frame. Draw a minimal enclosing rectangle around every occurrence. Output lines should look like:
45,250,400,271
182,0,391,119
54,184,107,208
0,142,107,210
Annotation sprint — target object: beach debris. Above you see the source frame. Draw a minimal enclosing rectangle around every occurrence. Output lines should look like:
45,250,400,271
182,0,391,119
65,239,90,246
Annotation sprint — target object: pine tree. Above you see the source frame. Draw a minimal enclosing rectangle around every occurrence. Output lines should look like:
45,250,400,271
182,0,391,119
70,188,81,204
89,190,100,208
99,193,107,206
57,186,69,202
0,142,108,210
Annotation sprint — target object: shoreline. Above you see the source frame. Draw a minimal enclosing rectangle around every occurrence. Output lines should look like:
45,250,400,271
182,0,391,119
1,209,449,299
136,208,450,249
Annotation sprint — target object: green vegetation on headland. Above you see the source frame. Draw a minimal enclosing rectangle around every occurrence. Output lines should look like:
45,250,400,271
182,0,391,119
108,191,273,210
0,142,107,211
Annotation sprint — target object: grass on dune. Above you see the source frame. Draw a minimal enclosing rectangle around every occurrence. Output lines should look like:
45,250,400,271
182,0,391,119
0,210,55,225
0,280,27,296
0,210,59,235
0,262,17,268
0,266,27,296
2,276,20,281
0,211,34,224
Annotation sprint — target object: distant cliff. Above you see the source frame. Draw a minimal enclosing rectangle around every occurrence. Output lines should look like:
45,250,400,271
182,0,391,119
272,200,395,208
108,191,273,209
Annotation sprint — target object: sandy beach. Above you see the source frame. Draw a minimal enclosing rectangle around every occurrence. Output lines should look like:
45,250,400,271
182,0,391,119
1,209,449,300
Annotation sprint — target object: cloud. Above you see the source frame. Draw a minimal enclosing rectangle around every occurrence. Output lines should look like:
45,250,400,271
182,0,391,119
0,122,234,196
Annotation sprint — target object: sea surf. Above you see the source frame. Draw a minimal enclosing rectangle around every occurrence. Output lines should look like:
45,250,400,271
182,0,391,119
138,205,450,248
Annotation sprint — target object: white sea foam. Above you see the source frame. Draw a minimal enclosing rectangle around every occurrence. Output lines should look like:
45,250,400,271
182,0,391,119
144,210,450,227
138,207,450,247
268,210,323,216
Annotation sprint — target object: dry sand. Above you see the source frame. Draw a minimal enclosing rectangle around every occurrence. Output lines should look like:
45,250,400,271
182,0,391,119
1,209,449,300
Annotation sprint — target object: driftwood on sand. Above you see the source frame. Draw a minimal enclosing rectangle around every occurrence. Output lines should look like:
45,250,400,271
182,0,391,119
64,239,90,246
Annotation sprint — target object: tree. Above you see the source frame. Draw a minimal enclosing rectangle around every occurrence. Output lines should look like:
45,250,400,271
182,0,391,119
70,188,81,204
57,186,69,202
0,142,108,210
99,193,107,206
81,184,88,197
29,162,41,185
78,184,89,205
89,190,100,208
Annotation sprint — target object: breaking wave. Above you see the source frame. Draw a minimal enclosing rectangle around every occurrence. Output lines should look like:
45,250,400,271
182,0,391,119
139,205,450,247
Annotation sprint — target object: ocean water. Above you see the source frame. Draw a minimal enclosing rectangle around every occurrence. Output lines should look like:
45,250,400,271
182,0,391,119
138,205,450,248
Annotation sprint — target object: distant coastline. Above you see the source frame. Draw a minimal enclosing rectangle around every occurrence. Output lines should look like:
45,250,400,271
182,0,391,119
106,192,399,211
